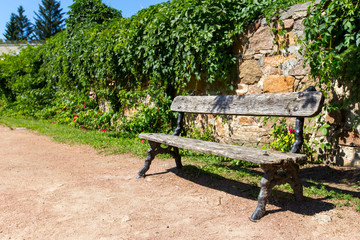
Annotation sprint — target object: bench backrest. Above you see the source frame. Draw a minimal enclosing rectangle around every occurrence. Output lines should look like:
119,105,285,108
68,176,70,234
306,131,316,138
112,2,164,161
170,91,324,118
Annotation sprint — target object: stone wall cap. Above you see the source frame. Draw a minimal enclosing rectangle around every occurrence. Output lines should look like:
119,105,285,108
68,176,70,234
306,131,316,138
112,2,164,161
279,0,319,20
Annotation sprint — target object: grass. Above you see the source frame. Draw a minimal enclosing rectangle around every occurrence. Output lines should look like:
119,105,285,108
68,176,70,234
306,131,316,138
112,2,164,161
0,116,149,156
1,116,359,212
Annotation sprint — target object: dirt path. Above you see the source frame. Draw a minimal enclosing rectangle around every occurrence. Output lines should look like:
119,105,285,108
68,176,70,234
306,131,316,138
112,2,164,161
0,126,359,240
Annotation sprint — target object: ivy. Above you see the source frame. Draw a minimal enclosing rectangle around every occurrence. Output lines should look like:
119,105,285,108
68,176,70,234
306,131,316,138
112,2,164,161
303,0,360,109
1,0,309,134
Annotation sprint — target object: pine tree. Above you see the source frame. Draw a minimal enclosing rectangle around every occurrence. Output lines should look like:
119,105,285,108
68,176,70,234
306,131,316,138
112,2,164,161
16,6,33,41
34,0,65,40
4,13,20,41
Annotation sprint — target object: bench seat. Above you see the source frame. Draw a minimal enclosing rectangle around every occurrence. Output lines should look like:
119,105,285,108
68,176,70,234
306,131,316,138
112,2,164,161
139,133,306,165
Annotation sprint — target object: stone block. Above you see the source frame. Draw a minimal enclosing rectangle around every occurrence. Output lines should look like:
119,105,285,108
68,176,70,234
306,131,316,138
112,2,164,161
259,50,272,55
258,55,265,66
215,117,228,137
278,19,294,29
339,130,360,147
264,54,297,67
249,26,274,51
293,11,308,19
289,61,310,76
278,31,297,46
293,75,316,91
285,45,303,59
279,1,312,20
238,117,254,125
294,19,306,32
263,75,295,93
281,58,298,75
239,60,263,84
269,68,283,75
236,84,248,95
260,18,268,27
337,146,360,168
254,54,263,60
248,84,262,94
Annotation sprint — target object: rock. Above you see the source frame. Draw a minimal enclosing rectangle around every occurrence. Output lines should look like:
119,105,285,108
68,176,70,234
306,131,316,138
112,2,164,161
239,60,263,84
269,68,283,75
248,84,262,94
122,215,131,222
260,18,268,27
285,45,303,59
339,130,360,147
337,146,360,167
215,118,228,136
279,1,312,20
278,19,294,29
278,31,297,46
236,84,248,95
249,26,274,51
238,117,254,125
264,54,297,67
281,58,298,76
263,75,295,93
258,55,265,67
313,213,332,225
294,19,306,32
293,11,308,19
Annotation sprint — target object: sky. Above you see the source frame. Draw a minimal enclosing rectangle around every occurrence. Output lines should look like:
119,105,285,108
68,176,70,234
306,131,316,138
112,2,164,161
0,0,167,40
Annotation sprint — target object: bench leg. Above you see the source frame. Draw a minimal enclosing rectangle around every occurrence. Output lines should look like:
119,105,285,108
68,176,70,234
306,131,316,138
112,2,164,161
170,147,182,169
286,163,303,202
137,141,158,178
250,164,277,221
137,141,183,178
250,163,303,221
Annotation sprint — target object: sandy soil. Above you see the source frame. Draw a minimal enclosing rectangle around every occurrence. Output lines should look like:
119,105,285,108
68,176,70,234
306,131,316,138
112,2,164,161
0,126,359,240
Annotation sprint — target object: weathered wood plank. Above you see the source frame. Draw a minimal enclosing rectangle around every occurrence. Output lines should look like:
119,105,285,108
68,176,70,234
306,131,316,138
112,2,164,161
170,91,324,117
139,133,306,165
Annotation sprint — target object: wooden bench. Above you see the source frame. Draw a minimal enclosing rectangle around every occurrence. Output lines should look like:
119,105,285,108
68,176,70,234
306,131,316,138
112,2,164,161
137,87,324,221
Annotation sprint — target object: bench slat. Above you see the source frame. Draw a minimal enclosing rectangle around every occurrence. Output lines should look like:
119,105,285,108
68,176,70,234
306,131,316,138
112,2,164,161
170,91,323,117
139,133,306,165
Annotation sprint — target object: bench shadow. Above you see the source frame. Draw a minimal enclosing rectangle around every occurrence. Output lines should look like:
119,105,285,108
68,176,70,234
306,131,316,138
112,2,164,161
163,164,336,217
301,165,360,198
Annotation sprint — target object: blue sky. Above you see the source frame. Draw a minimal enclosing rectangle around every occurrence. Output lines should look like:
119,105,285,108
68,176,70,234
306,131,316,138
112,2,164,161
0,0,167,40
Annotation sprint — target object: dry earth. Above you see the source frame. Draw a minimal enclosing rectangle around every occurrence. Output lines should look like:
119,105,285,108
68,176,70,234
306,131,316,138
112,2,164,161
0,126,359,240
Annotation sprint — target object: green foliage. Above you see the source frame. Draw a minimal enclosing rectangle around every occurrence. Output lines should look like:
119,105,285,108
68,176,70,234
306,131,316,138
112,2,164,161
4,13,20,41
34,0,65,40
1,0,306,136
266,117,295,153
66,0,122,32
4,6,33,41
0,116,148,155
15,6,33,41
303,0,360,125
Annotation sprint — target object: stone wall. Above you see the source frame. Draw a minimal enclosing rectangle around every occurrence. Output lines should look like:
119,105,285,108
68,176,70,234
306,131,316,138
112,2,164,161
234,1,312,95
187,1,359,168
0,43,42,57
0,44,23,56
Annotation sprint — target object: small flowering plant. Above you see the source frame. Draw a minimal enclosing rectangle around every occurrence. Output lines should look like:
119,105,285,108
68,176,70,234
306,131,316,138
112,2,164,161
268,118,296,152
288,126,295,134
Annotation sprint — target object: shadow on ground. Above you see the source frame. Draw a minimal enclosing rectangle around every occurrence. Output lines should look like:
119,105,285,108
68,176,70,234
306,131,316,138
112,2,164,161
145,164,355,218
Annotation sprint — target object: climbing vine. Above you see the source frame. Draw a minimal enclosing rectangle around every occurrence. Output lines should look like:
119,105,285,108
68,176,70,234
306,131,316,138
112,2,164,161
303,0,360,127
7,0,358,145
